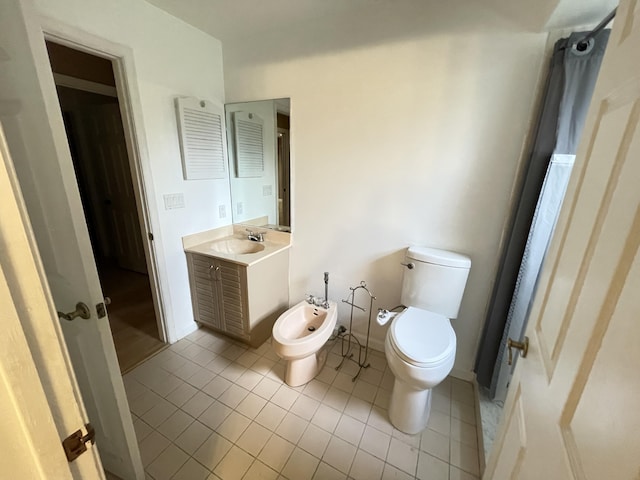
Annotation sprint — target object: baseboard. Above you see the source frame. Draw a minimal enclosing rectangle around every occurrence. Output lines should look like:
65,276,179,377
450,368,476,382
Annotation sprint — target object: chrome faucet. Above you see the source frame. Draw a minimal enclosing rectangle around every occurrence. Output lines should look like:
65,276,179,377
245,229,265,242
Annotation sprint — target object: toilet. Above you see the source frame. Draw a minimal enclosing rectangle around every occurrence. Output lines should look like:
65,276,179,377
272,300,338,387
385,246,471,434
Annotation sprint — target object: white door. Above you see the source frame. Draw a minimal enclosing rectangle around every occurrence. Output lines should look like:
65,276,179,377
0,125,103,479
81,103,147,273
0,2,143,479
486,1,640,478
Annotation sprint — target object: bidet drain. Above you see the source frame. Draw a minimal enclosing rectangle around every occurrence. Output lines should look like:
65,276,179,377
308,326,316,332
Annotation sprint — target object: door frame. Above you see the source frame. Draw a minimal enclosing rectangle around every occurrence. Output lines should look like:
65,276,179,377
39,17,169,344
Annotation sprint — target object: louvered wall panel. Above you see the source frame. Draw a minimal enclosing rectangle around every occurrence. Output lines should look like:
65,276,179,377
233,111,264,177
176,97,227,180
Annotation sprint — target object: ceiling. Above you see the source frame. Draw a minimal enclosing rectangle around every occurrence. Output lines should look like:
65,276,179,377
145,0,618,46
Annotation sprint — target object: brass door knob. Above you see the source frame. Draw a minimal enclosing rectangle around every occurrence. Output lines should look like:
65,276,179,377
57,302,91,321
507,336,529,365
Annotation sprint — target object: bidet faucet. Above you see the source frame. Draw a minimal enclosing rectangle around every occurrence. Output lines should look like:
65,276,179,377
245,229,265,242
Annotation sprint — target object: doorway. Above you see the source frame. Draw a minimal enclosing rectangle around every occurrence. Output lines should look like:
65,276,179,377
46,41,165,373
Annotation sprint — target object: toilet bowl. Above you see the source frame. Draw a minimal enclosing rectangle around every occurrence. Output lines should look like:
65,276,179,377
385,307,456,434
272,300,338,386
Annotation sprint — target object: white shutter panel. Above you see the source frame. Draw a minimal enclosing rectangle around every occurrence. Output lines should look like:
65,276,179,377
176,97,227,180
233,111,264,177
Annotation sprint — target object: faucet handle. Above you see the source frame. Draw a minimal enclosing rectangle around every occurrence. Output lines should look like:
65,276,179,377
305,294,315,304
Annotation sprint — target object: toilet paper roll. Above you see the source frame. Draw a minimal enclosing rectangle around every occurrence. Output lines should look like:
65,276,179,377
376,309,399,326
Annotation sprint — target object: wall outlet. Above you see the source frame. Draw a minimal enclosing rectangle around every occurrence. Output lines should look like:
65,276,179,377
237,202,243,215
218,205,226,218
163,193,185,210
263,185,273,196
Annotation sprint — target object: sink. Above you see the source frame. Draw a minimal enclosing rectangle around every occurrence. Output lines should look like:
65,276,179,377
209,238,266,255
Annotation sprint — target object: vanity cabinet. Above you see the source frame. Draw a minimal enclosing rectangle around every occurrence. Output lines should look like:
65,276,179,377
186,250,289,346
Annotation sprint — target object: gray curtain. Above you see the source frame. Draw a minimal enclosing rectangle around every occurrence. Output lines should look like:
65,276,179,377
475,30,610,393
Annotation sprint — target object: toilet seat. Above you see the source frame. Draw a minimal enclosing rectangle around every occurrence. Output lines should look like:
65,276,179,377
389,307,456,367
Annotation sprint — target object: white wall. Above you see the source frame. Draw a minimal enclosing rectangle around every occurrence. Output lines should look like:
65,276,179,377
224,31,549,376
29,0,229,340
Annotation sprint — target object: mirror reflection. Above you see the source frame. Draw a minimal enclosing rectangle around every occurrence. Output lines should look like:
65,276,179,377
225,98,291,231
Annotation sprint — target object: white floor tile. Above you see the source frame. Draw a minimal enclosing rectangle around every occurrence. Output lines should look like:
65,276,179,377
174,420,213,454
166,381,198,407
236,392,267,419
171,457,211,480
322,436,357,474
334,414,365,446
235,369,263,391
359,425,391,460
420,427,450,462
236,422,272,457
252,376,281,400
141,398,177,428
281,447,320,480
236,350,260,368
450,439,479,476
303,379,330,401
255,402,287,431
275,412,309,444
217,411,251,443
202,376,233,399
367,406,393,435
138,430,170,467
344,396,373,424
182,391,215,418
349,449,384,480
386,437,419,476
218,384,250,409
199,401,233,430
311,404,341,433
219,363,247,383
193,432,233,471
313,462,347,480
290,394,321,421
381,463,415,480
322,387,350,412
146,444,188,480
243,460,279,480
298,423,332,459
214,445,253,480
449,465,479,480
257,434,295,472
416,451,449,480
156,409,194,440
133,417,153,443
271,384,300,410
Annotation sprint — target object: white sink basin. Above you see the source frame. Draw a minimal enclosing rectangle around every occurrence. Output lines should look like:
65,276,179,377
209,238,266,255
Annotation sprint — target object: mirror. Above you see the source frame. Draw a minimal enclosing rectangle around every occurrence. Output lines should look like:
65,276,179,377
225,98,291,231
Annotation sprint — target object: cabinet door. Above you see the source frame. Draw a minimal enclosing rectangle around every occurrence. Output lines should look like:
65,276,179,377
189,254,222,329
217,260,248,339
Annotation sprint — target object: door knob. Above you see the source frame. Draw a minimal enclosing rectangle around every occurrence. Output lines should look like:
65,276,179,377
507,336,529,365
401,262,415,270
58,302,91,321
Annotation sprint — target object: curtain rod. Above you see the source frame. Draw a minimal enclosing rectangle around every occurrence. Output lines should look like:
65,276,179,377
575,7,617,50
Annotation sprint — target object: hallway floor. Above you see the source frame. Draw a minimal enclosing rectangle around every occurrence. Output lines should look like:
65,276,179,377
101,264,165,373
124,328,481,480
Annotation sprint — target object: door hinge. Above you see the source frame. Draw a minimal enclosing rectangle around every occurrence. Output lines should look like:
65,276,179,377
148,232,154,241
62,423,96,462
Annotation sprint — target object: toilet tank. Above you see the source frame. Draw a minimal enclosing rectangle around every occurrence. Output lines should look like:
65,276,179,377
400,246,471,319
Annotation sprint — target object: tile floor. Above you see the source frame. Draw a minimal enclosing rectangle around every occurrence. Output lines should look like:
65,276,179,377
124,328,481,480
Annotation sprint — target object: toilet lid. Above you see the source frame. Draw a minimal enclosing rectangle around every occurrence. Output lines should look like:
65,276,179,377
389,307,456,367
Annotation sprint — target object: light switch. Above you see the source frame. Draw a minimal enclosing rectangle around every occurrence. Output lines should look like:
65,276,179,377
263,185,273,196
237,202,243,215
218,205,226,218
163,193,185,210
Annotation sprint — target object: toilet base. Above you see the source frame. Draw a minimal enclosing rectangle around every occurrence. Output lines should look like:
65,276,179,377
283,346,329,387
388,378,433,434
